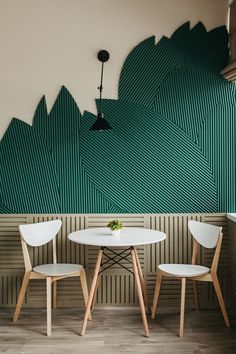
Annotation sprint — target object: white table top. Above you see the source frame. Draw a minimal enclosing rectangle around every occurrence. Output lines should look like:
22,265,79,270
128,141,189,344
68,227,166,247
227,213,236,223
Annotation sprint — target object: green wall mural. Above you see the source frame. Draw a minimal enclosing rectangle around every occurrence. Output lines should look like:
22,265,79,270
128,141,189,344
0,22,235,214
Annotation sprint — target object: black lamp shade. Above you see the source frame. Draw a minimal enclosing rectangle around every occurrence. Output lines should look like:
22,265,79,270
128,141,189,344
90,112,112,131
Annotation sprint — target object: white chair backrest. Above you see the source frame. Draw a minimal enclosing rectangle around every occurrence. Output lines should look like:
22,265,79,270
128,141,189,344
188,220,222,249
19,220,62,247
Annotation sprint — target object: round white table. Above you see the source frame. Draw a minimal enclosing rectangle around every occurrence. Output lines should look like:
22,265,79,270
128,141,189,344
68,227,166,337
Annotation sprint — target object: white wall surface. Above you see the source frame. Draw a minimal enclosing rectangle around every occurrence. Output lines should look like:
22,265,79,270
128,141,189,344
0,0,229,138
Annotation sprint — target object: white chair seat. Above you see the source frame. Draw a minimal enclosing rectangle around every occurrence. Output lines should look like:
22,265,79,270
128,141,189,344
158,264,210,277
33,263,83,276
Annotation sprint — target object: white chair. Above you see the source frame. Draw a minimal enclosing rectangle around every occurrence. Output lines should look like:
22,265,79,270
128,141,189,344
13,220,90,336
151,220,230,337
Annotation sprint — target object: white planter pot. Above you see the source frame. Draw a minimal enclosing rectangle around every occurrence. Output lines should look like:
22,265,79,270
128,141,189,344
111,229,121,236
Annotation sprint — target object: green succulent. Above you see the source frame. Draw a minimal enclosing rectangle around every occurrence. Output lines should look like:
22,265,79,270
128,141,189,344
107,219,123,231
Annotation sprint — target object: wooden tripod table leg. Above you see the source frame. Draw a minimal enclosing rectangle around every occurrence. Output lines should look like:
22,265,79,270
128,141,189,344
80,247,103,336
134,247,149,312
131,247,150,338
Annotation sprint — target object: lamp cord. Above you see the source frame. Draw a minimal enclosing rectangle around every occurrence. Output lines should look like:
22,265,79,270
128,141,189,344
98,62,104,114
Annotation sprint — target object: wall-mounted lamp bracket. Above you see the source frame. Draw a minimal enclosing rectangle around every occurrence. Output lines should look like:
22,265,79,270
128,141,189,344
90,49,112,131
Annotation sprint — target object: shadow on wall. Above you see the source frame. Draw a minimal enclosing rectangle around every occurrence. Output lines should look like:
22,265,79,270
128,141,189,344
0,22,235,214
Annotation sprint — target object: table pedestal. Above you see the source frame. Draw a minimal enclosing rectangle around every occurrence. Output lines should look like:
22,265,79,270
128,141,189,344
80,246,150,337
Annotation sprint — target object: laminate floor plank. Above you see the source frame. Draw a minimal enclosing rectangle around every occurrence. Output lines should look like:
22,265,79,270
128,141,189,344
0,308,235,354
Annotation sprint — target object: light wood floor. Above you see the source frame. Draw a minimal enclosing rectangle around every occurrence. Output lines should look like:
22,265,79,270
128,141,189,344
0,308,235,354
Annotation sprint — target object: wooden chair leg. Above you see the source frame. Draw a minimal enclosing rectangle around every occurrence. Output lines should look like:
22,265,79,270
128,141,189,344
134,248,149,312
131,248,149,337
212,274,230,327
46,277,52,336
151,272,162,319
193,281,199,310
80,269,92,320
53,281,57,309
179,278,186,337
13,272,30,322
80,248,103,336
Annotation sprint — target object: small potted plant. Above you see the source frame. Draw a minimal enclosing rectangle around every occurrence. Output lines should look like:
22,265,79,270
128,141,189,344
107,219,123,236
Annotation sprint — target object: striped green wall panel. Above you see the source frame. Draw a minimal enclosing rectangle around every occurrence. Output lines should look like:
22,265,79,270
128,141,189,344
33,87,81,213
191,26,229,72
32,95,48,137
32,87,125,214
0,89,124,214
118,36,184,108
198,105,236,211
170,22,204,55
0,202,15,214
79,164,127,213
152,64,235,140
171,22,229,72
81,100,217,213
0,119,60,213
0,22,235,214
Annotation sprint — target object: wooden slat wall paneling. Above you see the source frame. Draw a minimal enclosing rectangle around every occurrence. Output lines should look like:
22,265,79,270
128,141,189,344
0,213,230,308
229,276,236,311
0,216,28,307
203,215,229,305
0,216,27,272
95,274,137,306
228,218,236,313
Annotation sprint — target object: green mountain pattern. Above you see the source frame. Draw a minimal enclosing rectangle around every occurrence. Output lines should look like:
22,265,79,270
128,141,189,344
0,22,235,213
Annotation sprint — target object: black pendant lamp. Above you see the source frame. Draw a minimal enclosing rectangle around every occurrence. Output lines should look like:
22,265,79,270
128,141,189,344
90,50,112,131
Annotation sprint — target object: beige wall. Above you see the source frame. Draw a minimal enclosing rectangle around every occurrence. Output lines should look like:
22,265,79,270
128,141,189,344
0,0,229,138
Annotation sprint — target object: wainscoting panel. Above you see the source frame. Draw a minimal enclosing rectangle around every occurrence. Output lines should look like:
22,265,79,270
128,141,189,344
229,276,236,311
0,213,230,309
228,218,236,312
